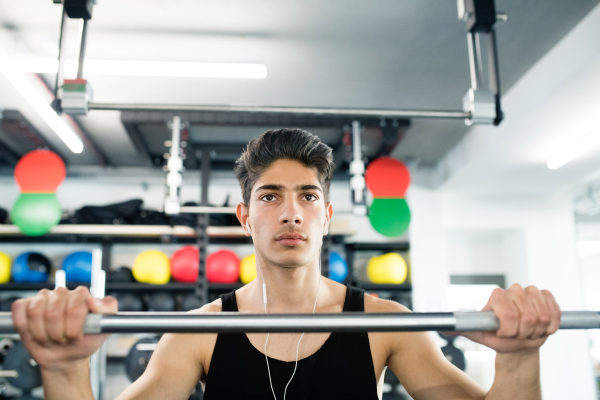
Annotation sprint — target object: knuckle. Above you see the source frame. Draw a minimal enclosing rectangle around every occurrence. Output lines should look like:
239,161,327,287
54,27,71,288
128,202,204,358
510,283,523,291
27,304,44,319
66,304,87,320
525,285,539,294
539,313,551,325
521,312,538,326
74,286,90,295
44,307,63,322
11,299,26,312
502,309,520,321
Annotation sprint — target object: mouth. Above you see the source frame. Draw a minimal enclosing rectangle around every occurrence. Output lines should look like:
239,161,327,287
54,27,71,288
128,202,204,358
275,232,306,246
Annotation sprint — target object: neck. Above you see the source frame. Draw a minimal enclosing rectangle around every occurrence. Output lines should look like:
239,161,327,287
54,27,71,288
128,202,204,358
251,254,322,313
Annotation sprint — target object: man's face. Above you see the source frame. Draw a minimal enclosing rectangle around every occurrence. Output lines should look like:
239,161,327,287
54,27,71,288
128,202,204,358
240,159,332,269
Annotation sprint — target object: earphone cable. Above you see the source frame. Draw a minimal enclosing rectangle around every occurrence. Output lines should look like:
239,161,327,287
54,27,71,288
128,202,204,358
257,250,322,400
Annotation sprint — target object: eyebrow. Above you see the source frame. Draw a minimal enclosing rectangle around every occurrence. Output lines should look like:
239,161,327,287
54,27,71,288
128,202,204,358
254,184,322,193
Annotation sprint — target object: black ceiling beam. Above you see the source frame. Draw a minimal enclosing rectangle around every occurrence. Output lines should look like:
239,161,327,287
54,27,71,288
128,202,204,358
121,121,156,167
0,109,66,160
0,137,20,166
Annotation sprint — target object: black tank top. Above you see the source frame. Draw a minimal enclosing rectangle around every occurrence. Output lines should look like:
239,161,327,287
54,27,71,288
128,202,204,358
203,284,379,400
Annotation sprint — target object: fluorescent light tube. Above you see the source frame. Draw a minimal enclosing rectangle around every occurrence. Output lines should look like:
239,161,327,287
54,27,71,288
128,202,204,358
11,56,267,79
547,126,600,170
0,54,84,154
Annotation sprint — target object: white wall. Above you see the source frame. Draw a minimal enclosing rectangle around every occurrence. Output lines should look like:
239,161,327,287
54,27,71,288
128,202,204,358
408,191,597,399
406,186,449,312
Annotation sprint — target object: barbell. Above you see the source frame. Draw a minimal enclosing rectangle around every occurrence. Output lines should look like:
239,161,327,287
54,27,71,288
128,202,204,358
0,311,598,334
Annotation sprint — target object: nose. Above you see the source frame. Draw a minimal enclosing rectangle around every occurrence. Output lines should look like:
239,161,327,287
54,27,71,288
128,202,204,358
279,197,303,226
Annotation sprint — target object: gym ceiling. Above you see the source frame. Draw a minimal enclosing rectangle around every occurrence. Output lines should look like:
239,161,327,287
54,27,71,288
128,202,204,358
0,0,599,175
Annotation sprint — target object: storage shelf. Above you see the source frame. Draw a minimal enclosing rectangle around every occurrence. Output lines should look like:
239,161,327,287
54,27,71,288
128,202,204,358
345,242,410,251
0,282,243,292
0,222,354,243
0,224,245,238
356,283,412,291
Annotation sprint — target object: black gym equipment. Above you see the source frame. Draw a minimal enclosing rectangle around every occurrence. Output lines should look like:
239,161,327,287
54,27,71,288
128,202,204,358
107,266,134,283
124,336,204,399
0,338,14,363
2,342,42,391
124,337,159,382
146,292,176,312
182,294,203,312
0,297,21,312
439,332,466,371
111,292,144,312
63,0,93,20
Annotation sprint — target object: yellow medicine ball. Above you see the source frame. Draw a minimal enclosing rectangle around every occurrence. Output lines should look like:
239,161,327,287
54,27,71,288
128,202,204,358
132,250,171,284
0,252,11,284
367,253,407,284
239,254,256,284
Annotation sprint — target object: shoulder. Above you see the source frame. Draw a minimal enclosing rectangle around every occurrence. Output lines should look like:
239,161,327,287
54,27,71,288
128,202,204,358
186,298,222,314
363,292,411,314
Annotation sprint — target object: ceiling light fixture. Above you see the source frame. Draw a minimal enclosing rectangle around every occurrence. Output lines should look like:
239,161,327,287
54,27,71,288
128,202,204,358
11,56,268,79
0,54,84,154
547,126,600,170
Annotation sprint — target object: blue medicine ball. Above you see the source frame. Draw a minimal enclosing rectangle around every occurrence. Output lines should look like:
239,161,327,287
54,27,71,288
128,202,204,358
12,252,51,283
329,251,348,283
62,251,92,283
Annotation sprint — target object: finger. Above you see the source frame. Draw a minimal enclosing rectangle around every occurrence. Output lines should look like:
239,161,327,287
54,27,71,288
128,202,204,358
11,298,31,341
87,295,119,315
525,286,551,340
65,286,92,341
542,290,562,335
487,287,520,338
507,284,537,340
27,289,50,344
45,287,69,344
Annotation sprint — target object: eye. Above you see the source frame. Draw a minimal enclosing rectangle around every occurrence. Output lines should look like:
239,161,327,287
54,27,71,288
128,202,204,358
261,194,276,202
304,193,318,201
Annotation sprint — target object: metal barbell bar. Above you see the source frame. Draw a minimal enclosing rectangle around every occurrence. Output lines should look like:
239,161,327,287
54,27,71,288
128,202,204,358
0,311,598,335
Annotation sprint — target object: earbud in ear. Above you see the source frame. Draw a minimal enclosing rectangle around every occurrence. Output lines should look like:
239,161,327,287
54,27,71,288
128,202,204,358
246,221,252,235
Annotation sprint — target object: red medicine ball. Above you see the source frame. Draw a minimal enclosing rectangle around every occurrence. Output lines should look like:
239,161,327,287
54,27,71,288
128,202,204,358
170,246,199,283
206,249,240,284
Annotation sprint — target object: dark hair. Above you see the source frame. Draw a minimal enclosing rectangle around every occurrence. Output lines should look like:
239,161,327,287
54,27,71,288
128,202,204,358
234,128,334,208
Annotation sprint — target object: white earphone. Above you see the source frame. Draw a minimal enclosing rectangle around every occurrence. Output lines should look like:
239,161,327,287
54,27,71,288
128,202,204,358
246,215,322,400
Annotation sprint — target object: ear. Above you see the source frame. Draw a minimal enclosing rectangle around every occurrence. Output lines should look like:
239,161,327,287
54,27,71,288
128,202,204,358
236,202,251,237
323,201,333,236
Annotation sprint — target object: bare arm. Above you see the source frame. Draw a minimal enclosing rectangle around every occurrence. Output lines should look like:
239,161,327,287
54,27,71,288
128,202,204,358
369,298,486,400
370,284,560,400
12,287,118,400
13,287,222,400
115,302,221,400
485,350,541,400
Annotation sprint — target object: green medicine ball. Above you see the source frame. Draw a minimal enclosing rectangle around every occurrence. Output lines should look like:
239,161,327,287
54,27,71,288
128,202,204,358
11,193,62,236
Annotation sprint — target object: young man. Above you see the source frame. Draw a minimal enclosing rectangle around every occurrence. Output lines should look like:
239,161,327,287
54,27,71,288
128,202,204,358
12,128,561,400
